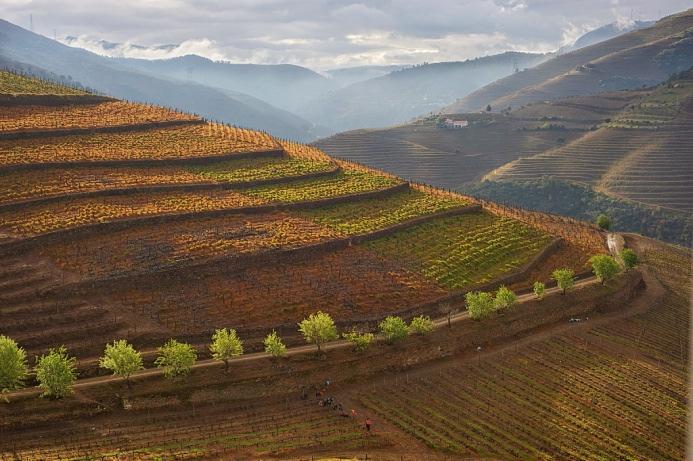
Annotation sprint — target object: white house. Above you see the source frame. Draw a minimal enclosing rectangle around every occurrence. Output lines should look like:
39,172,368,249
444,118,469,128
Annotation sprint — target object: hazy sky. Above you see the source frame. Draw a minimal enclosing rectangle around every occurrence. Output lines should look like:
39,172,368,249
2,0,691,69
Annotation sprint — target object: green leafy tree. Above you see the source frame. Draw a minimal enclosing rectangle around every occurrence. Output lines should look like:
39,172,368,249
209,328,244,371
99,340,143,386
298,311,338,352
409,316,434,335
154,339,197,379
533,281,546,299
596,214,612,230
494,286,517,311
342,329,374,352
0,335,27,393
379,316,409,343
620,248,638,270
589,254,621,284
35,346,77,399
552,268,575,294
439,302,458,328
264,331,286,358
466,291,494,320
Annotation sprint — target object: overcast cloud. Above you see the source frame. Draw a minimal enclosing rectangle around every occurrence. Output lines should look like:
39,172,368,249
1,0,691,70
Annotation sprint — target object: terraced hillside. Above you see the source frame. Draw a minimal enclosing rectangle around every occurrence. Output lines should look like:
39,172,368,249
0,72,614,458
489,71,693,213
315,114,578,188
0,71,686,461
358,234,689,460
0,71,606,354
444,9,693,113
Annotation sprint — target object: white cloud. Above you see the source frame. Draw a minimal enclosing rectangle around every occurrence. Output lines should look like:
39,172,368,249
60,35,227,61
4,0,689,70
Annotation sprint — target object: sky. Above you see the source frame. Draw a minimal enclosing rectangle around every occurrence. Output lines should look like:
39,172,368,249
1,0,691,70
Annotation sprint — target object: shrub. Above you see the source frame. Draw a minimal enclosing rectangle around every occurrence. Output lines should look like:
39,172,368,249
533,281,546,299
379,316,409,343
494,286,517,311
466,291,494,320
589,254,621,284
342,329,375,352
552,268,575,294
409,316,434,335
210,328,244,371
154,340,197,379
596,214,612,230
99,340,143,385
35,346,77,399
0,335,27,393
620,248,638,270
298,311,338,352
264,331,286,358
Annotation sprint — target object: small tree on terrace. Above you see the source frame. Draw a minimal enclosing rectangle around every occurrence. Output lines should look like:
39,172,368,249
439,302,458,328
0,335,27,393
494,286,517,311
409,316,434,335
533,281,546,299
35,346,77,399
154,339,197,379
99,340,143,387
596,214,612,231
589,255,621,285
264,331,286,358
552,268,575,294
379,316,409,343
466,291,494,320
298,311,338,353
342,329,374,353
620,248,638,270
210,328,244,371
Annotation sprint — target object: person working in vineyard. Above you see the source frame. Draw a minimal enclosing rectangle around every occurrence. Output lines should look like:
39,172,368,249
364,416,372,433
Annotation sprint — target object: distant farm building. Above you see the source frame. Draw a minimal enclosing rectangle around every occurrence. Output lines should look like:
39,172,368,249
443,118,469,128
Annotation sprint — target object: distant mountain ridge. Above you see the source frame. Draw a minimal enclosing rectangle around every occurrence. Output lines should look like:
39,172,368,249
114,55,334,114
560,20,655,53
0,20,318,140
323,65,408,87
298,52,549,133
444,9,693,113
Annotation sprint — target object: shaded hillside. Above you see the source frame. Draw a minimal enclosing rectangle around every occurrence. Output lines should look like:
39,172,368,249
489,71,693,213
115,55,334,114
299,52,548,133
324,64,406,87
314,110,589,189
445,9,693,113
0,20,316,140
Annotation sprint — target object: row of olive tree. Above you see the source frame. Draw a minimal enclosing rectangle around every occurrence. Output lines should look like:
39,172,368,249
465,285,518,320
298,311,435,353
1,249,637,399
466,249,638,320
